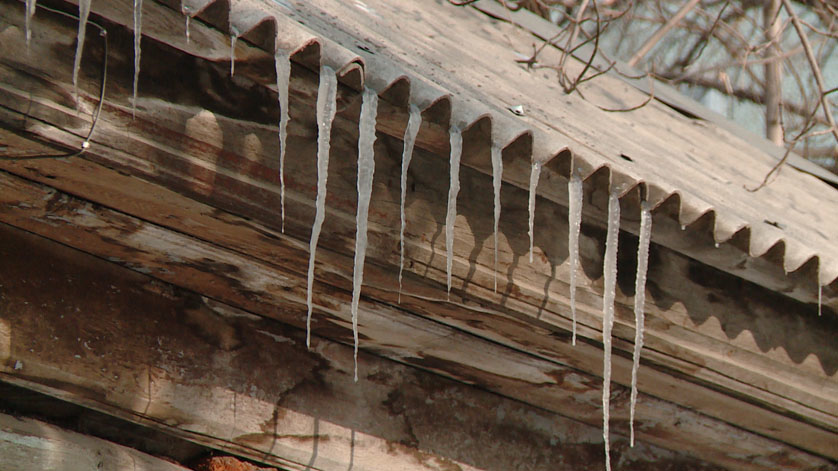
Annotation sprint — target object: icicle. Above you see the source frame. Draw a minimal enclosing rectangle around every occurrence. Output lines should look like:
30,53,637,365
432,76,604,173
528,161,541,264
350,87,379,382
445,126,463,298
132,0,143,117
25,0,36,47
306,66,337,348
185,16,191,43
491,144,503,293
630,201,652,448
230,34,237,76
275,50,291,233
72,0,91,99
602,191,621,471
568,174,583,346
398,104,422,301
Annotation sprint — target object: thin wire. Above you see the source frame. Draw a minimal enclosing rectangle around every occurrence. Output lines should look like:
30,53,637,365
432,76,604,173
1,3,108,161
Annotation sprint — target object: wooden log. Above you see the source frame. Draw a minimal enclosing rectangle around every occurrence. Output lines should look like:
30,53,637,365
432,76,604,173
0,167,833,471
0,413,191,471
0,223,728,471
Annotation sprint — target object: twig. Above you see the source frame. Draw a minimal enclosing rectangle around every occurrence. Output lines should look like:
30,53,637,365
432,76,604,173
557,0,591,81
563,0,601,93
748,87,838,191
597,73,655,112
781,0,838,144
627,0,702,67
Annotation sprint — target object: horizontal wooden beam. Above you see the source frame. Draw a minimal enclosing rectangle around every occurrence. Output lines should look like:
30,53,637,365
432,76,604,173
0,166,832,470
0,223,725,471
0,1,835,465
0,413,191,471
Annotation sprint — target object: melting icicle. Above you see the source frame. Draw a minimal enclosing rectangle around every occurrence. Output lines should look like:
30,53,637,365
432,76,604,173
306,66,338,348
630,201,652,448
185,16,191,43
445,126,463,298
602,191,621,471
275,50,291,233
528,161,541,264
398,104,422,301
351,88,379,382
230,34,237,76
25,0,36,47
491,144,503,293
72,0,91,98
132,0,143,117
568,174,583,346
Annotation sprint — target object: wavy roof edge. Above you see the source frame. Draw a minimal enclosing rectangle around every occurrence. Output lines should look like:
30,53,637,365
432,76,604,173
160,0,837,307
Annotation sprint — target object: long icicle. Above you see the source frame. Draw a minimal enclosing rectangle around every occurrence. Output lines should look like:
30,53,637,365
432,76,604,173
72,0,92,99
491,144,503,293
25,0,37,47
528,161,541,263
350,87,379,382
602,191,621,471
275,50,292,233
132,0,143,117
306,66,338,348
398,104,422,301
568,174,583,346
630,200,652,447
445,126,463,298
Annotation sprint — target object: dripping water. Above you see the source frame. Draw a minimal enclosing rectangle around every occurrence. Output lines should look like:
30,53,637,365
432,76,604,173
491,144,503,292
398,104,422,301
25,0,36,47
306,66,337,348
445,126,463,298
602,191,621,471
275,50,291,233
568,174,583,346
72,0,91,99
185,15,191,43
630,201,652,447
132,0,143,117
528,161,541,264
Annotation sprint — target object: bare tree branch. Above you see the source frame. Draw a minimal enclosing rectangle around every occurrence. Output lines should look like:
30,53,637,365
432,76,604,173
781,0,838,143
627,0,702,67
764,0,784,145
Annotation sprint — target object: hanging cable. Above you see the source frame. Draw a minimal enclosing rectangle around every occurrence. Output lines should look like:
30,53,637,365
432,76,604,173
1,2,108,161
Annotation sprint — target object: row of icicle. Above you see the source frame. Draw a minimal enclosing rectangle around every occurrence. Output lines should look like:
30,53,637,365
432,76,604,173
31,2,823,469
30,1,653,465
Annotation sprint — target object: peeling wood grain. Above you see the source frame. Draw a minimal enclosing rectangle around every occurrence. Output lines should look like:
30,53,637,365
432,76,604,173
0,170,833,470
0,224,729,471
0,413,191,471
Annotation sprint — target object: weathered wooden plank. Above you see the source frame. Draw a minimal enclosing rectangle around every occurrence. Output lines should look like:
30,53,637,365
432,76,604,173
0,224,727,471
0,170,833,471
0,413,191,471
0,47,835,442
0,1,835,462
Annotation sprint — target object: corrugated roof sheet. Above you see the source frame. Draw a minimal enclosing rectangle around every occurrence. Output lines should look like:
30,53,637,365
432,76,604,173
166,0,836,310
